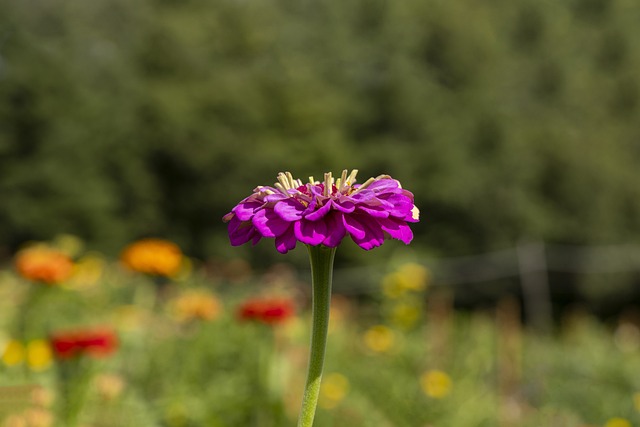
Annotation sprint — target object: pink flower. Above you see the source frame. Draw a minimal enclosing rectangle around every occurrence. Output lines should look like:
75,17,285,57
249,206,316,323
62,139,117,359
223,170,419,253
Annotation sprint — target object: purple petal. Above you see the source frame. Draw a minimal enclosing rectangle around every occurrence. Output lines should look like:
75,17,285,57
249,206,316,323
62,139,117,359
294,219,328,246
350,189,375,203
401,189,415,201
264,193,290,203
233,200,263,221
367,178,401,193
309,184,324,197
228,216,258,246
274,198,306,221
252,208,291,237
322,212,346,247
379,217,413,245
378,194,414,217
356,204,390,218
305,200,332,221
305,196,318,213
348,215,385,250
343,214,366,240
333,197,355,213
275,226,297,253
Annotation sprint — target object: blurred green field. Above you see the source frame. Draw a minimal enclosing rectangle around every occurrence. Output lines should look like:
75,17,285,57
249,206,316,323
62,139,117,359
1,238,639,427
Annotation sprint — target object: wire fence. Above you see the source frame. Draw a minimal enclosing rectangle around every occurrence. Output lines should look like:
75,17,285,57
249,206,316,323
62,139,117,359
329,241,640,329
333,242,640,288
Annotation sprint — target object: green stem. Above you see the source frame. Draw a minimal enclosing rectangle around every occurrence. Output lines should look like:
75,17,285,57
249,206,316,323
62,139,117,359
297,245,336,427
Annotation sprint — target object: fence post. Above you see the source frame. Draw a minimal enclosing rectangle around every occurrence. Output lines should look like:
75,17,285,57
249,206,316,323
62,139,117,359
496,297,523,427
517,241,552,332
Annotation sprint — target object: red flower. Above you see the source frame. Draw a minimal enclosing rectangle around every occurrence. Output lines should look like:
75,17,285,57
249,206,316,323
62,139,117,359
238,298,295,325
50,328,118,360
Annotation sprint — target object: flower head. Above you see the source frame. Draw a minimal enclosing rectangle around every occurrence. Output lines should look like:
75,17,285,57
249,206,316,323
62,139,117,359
605,418,632,427
319,373,350,409
363,325,396,353
120,238,183,277
237,297,295,325
50,328,118,360
15,246,74,285
26,340,53,372
420,369,453,399
171,289,222,323
2,339,25,367
223,170,419,253
94,373,126,401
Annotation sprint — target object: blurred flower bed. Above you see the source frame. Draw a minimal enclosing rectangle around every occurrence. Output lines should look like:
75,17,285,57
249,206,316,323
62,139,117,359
1,236,640,427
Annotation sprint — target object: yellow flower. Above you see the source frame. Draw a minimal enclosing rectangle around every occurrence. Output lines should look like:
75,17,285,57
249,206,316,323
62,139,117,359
605,418,632,427
14,245,74,285
363,325,396,353
69,253,105,288
382,263,430,298
120,238,184,277
382,272,408,299
2,339,25,366
171,290,222,323
319,373,350,409
397,263,430,291
391,303,421,329
420,370,453,399
26,340,52,371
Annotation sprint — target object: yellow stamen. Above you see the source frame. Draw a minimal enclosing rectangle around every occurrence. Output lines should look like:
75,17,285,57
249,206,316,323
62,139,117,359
351,177,375,194
323,172,333,196
337,170,348,192
277,172,290,190
274,182,289,195
256,186,275,195
346,169,358,186
286,172,295,188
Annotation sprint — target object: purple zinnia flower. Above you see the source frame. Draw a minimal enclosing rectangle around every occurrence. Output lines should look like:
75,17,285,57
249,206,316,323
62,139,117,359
223,170,419,253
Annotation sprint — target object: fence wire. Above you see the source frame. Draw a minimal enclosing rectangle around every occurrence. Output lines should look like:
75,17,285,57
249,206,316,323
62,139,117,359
329,242,640,295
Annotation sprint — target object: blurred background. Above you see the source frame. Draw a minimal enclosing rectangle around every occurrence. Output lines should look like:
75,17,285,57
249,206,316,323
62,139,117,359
2,0,640,317
2,0,640,425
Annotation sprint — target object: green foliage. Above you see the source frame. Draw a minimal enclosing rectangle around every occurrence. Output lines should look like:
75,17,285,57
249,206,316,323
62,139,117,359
1,0,640,270
1,260,640,426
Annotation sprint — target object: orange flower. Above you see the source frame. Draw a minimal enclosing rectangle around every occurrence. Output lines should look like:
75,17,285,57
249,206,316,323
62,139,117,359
15,246,74,285
94,373,126,401
120,238,183,277
171,290,222,322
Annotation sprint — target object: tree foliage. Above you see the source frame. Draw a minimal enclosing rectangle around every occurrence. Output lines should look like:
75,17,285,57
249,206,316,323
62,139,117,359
1,0,640,274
